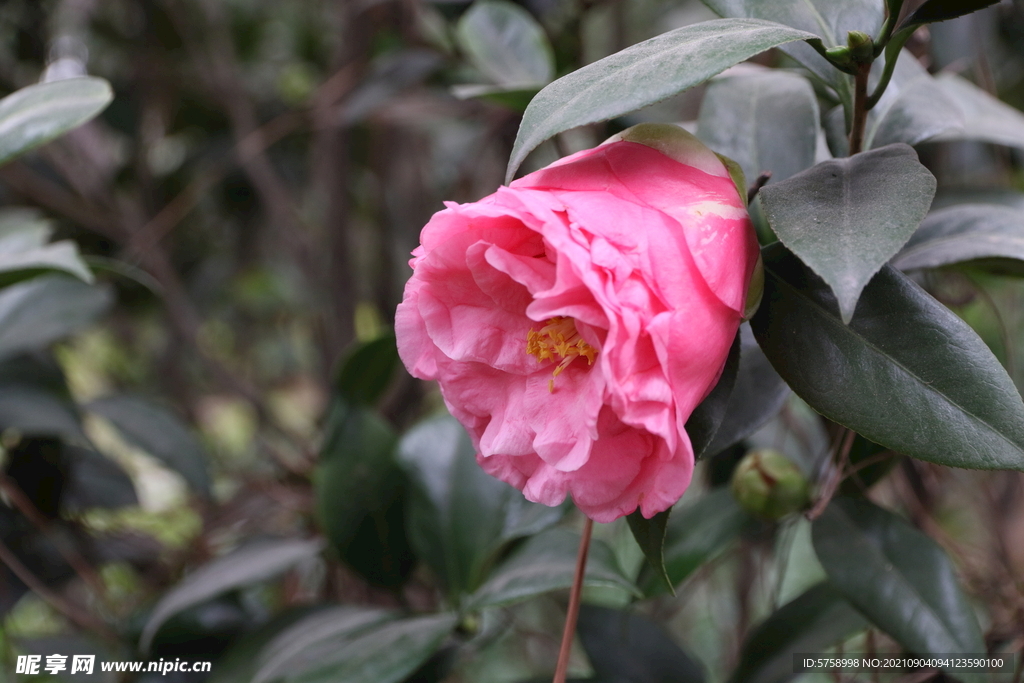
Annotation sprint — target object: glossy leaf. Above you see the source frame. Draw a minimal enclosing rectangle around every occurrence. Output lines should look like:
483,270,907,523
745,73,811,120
456,0,553,88
88,394,211,496
333,335,399,407
140,538,325,651
813,498,985,660
315,403,398,552
704,325,790,458
0,353,84,440
465,528,640,610
729,583,867,683
697,71,819,185
751,243,1024,471
685,331,740,460
250,606,395,683
286,614,457,683
936,73,1024,150
758,144,936,323
506,19,818,181
0,77,113,167
0,276,112,362
577,605,706,683
626,508,673,596
900,0,1001,29
893,204,1024,273
398,415,565,598
643,488,751,593
864,52,963,150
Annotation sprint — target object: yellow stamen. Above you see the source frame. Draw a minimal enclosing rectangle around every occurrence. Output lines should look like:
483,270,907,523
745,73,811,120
526,316,597,392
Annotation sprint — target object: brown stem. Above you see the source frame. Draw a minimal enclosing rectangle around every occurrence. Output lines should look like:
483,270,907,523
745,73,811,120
0,537,116,641
553,517,593,683
848,63,872,156
807,428,856,520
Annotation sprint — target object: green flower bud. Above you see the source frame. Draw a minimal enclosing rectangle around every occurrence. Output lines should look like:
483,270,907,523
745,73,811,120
825,46,853,69
730,448,811,520
846,31,874,62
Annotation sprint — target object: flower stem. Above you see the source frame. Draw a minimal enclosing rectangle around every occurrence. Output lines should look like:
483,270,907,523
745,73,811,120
553,517,594,683
847,62,872,156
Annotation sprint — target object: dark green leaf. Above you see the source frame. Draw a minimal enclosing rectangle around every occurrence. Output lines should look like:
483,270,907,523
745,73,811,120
333,335,399,407
643,488,751,594
0,276,112,361
697,71,819,185
140,538,325,652
752,243,1024,470
209,606,328,683
626,508,673,596
685,331,740,460
62,446,137,512
893,204,1024,273
315,403,398,552
250,606,395,683
705,325,790,458
729,583,868,683
758,144,936,323
287,613,457,683
397,414,565,598
813,498,985,662
0,78,113,167
0,207,91,283
455,0,553,88
838,434,899,495
935,73,1024,151
900,0,1000,30
577,605,706,683
88,394,211,496
506,19,818,181
465,528,640,610
0,353,84,440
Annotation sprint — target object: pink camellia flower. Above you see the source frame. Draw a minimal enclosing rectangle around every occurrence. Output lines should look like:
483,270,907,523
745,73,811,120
396,124,760,523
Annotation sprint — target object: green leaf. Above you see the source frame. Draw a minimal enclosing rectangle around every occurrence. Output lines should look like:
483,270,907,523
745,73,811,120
315,403,398,552
465,528,640,610
140,538,324,652
209,607,328,683
626,508,673,596
813,498,985,662
505,19,819,182
758,144,935,323
900,0,1001,30
704,326,790,458
286,613,457,683
249,606,395,683
0,207,92,284
751,243,1024,470
0,353,84,440
88,394,211,496
863,52,963,150
451,84,538,113
61,446,138,512
0,77,113,167
643,488,751,594
0,276,112,362
935,73,1024,150
397,414,565,598
577,605,706,683
333,335,399,407
700,0,884,107
893,204,1024,273
697,71,820,185
685,331,740,460
456,0,554,88
729,583,867,683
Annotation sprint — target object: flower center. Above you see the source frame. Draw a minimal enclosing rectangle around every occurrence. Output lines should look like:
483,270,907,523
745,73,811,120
526,316,597,392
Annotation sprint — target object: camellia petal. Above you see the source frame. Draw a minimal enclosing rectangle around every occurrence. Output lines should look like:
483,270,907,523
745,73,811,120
395,123,758,521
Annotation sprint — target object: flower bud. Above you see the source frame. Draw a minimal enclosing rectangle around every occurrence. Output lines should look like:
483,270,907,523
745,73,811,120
846,31,874,62
825,46,854,70
730,448,810,520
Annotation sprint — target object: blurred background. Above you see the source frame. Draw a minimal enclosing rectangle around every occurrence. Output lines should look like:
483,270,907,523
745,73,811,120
0,0,1023,681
